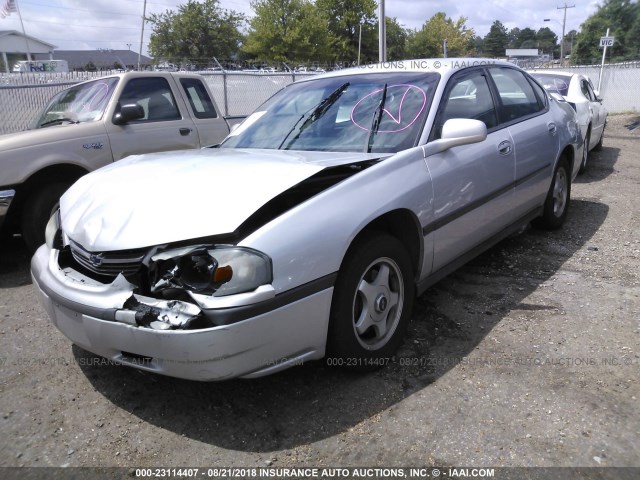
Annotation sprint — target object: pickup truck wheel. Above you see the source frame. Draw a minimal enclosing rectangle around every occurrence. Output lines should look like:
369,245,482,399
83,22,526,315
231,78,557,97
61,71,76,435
534,156,570,231
21,183,69,253
326,233,414,370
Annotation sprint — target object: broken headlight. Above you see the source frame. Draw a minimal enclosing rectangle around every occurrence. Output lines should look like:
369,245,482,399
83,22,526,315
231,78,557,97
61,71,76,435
148,245,272,297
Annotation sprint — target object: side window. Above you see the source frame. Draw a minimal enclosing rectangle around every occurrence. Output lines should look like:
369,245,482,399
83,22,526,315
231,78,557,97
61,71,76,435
580,80,591,100
116,77,181,122
488,67,544,123
179,78,218,119
433,71,497,139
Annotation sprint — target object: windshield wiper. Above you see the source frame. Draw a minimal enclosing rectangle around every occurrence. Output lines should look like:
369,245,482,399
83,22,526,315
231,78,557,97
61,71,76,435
279,82,350,150
39,118,80,128
365,83,388,153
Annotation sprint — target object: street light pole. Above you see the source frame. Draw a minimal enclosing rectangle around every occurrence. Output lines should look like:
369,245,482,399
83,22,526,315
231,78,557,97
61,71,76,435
378,0,386,62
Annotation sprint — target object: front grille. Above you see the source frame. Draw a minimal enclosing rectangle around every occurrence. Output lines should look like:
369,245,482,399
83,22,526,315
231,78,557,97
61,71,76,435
69,241,147,278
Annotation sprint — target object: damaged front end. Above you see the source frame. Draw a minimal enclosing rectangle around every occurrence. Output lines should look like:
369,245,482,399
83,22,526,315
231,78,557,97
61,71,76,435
46,209,274,331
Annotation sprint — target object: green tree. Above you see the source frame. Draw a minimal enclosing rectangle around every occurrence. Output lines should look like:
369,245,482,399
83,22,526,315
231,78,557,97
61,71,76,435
316,0,377,62
243,0,331,64
536,27,558,58
406,12,474,58
384,17,409,61
148,0,245,66
467,35,484,56
517,27,538,48
573,0,638,63
507,28,521,48
483,20,508,57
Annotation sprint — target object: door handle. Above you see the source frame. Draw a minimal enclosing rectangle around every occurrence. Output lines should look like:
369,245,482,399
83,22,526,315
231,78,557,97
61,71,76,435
547,122,557,135
179,128,192,136
498,140,512,155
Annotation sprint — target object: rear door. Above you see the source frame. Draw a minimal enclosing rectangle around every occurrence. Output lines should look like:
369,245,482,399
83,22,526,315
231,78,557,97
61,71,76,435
487,67,558,218
176,76,230,146
106,76,200,160
582,78,606,147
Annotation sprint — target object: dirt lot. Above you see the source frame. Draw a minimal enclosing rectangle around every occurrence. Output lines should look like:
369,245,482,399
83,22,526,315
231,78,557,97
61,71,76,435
1,114,639,474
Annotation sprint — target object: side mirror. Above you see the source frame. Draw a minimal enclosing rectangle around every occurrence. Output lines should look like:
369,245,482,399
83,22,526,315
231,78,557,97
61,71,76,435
550,92,566,103
423,119,487,157
113,103,145,125
593,90,603,103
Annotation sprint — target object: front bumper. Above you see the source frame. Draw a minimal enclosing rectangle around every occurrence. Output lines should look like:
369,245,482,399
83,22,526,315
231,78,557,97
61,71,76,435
30,245,333,381
0,189,16,230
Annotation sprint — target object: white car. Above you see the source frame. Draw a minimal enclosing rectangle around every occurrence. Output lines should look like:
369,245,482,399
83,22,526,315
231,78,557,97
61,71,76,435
530,71,607,172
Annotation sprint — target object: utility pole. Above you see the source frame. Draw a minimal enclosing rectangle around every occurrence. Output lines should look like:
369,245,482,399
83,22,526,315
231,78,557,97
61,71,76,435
378,0,386,62
557,3,575,63
138,0,147,71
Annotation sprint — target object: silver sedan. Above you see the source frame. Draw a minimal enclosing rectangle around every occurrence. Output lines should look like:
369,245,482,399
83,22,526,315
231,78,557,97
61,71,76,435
31,59,582,380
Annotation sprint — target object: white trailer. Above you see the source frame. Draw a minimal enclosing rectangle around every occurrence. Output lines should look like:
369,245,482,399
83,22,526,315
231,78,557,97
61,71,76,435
12,60,69,73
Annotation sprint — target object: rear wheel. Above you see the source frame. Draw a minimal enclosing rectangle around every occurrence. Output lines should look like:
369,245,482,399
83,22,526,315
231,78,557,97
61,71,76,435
21,183,69,253
594,123,605,151
534,156,570,230
326,233,414,370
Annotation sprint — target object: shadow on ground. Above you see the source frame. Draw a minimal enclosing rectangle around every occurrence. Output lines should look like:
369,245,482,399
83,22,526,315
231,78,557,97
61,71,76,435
0,235,31,288
69,199,608,452
574,146,619,184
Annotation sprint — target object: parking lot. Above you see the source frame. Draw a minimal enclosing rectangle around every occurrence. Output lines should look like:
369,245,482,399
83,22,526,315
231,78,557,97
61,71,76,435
0,114,638,472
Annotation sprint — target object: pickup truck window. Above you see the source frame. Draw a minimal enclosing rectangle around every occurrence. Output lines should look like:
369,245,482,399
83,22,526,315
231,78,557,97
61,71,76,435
116,77,181,122
179,78,218,119
35,77,119,128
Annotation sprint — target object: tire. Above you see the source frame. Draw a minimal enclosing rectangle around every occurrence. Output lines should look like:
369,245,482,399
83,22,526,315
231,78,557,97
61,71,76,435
326,233,415,370
578,128,590,174
593,123,605,151
21,182,70,253
534,156,571,230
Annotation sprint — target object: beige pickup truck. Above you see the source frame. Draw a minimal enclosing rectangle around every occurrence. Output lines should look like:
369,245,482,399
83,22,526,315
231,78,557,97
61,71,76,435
0,71,230,251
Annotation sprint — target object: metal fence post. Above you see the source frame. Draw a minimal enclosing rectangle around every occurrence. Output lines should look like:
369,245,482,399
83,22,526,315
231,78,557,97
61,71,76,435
213,57,229,117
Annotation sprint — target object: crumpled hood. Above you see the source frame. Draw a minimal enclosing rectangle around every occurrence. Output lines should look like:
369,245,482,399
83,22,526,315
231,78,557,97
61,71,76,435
61,148,382,251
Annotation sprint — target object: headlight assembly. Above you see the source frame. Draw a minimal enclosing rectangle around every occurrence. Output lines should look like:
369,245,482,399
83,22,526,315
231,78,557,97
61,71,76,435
148,245,272,297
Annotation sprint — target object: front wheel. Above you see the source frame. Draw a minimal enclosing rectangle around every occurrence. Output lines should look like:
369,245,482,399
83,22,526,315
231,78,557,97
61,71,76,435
534,156,571,230
326,233,415,370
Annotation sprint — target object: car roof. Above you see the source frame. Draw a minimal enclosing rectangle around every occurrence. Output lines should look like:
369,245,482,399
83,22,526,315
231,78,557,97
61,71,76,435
307,58,520,82
529,70,577,78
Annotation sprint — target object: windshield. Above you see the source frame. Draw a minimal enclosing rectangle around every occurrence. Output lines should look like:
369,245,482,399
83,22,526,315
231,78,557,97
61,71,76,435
221,72,439,153
530,74,571,97
35,77,119,128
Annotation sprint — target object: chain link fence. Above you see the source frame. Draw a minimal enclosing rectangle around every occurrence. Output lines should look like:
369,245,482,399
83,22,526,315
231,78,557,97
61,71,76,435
1,63,638,136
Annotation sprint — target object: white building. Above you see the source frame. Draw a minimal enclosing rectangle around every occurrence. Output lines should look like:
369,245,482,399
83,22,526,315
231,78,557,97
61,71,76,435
0,30,56,73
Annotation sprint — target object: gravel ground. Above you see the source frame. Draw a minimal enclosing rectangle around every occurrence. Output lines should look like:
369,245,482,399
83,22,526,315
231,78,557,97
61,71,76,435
0,114,638,475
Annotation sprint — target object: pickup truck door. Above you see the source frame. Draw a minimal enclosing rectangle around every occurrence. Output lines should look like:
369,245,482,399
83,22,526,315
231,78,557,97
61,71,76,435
106,76,200,160
175,76,230,147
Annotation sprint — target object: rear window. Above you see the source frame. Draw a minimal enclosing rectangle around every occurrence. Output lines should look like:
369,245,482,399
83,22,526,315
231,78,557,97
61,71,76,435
180,78,218,119
531,74,572,97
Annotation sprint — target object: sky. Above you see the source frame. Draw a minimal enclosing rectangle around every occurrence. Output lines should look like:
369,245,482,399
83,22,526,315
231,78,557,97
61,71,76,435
0,0,602,56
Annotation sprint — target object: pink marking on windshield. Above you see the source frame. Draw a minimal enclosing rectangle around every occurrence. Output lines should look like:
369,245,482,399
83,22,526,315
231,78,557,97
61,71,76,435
351,84,427,133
